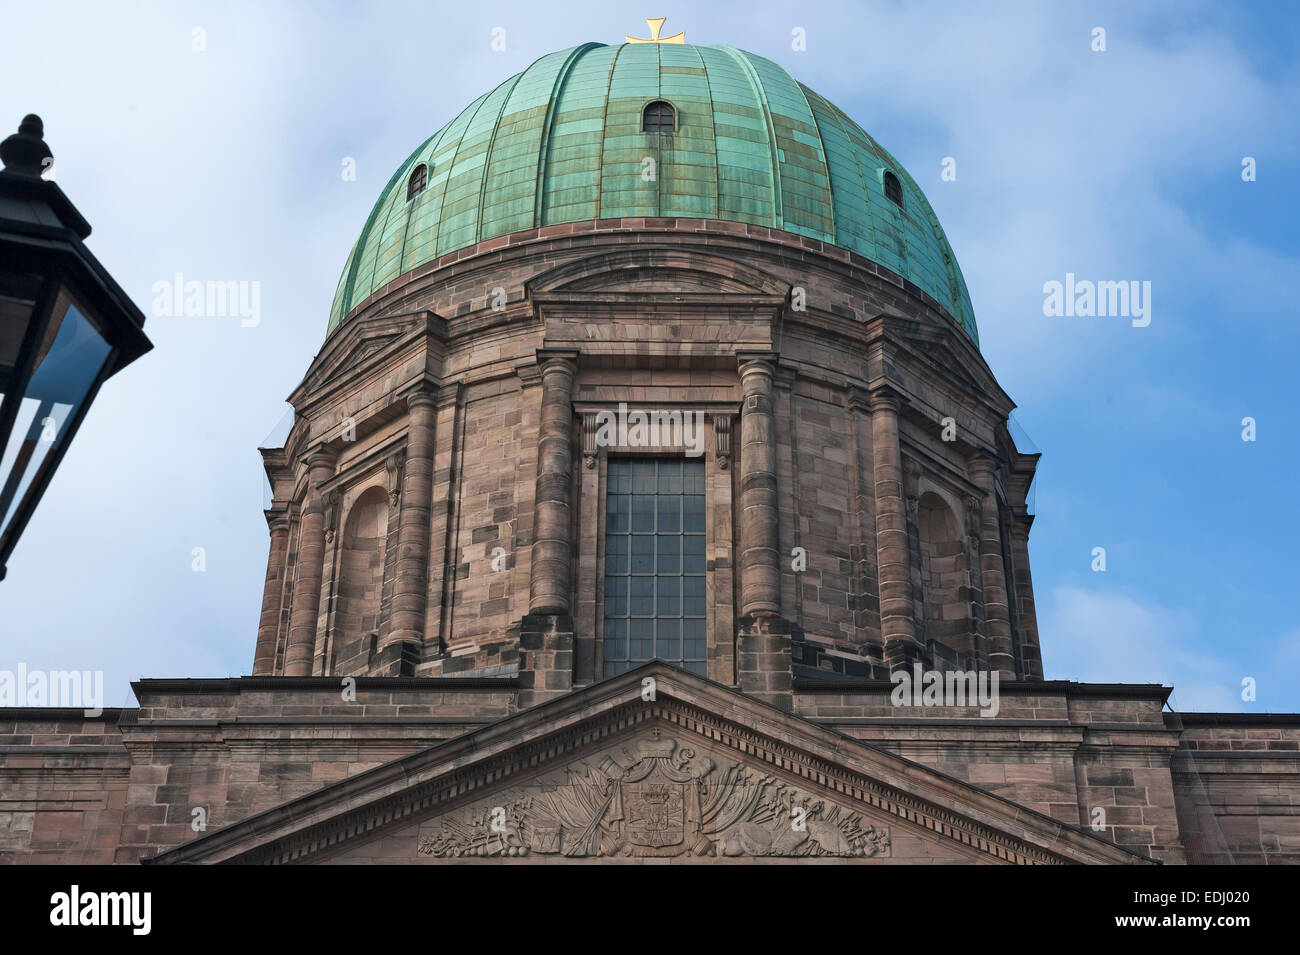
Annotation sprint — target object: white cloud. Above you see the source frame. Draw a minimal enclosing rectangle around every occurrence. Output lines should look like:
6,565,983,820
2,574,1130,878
1042,585,1245,712
1274,628,1300,667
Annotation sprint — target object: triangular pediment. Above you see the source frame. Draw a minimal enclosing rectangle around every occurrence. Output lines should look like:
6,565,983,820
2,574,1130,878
293,311,438,404
876,312,1014,416
144,665,1149,865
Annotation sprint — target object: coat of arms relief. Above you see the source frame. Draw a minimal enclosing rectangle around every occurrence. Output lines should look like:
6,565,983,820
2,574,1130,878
416,732,891,859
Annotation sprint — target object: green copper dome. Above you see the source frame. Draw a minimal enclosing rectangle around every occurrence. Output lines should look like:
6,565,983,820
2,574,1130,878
328,42,977,343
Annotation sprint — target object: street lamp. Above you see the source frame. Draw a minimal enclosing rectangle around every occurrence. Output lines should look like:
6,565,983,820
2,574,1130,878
0,114,152,580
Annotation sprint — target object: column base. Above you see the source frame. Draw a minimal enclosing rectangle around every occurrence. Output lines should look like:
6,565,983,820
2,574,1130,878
792,633,891,681
883,637,927,675
371,639,420,676
513,614,574,710
736,614,796,712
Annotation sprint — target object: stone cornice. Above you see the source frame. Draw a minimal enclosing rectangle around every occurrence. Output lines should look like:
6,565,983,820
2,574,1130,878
793,677,1174,702
130,675,519,696
334,220,971,349
0,707,133,721
1173,712,1300,727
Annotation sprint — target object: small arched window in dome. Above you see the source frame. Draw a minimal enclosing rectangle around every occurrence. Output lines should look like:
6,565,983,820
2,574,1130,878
407,163,427,201
883,170,903,207
642,101,676,134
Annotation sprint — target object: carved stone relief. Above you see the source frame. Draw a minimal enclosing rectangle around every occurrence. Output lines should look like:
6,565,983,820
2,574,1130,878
385,451,405,507
416,733,891,859
582,412,599,470
714,414,732,471
323,490,340,544
964,495,981,549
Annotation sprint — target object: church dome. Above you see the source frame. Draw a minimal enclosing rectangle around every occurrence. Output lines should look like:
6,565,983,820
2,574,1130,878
328,41,976,343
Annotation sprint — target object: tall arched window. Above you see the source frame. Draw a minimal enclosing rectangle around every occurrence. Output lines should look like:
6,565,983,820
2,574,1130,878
917,492,971,669
642,101,676,133
332,486,390,675
407,163,427,201
883,170,903,207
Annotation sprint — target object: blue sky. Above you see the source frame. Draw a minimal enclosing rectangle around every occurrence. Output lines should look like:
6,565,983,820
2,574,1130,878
0,1,1296,713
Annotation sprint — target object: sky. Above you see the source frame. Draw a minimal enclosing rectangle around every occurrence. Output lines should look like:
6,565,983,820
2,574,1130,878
0,0,1296,714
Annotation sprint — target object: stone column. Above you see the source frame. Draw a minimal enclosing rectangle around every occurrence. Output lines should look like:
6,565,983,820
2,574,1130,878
252,514,290,675
963,496,991,672
870,387,922,670
847,389,883,666
1010,511,1043,679
386,389,438,656
284,449,337,676
528,352,577,615
422,381,464,650
738,356,780,617
970,452,1015,679
710,414,736,684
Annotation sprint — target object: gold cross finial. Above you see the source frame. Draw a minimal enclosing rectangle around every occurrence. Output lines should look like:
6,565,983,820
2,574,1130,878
626,16,685,44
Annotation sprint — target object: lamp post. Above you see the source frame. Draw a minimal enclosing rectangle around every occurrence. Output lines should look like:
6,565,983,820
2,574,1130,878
0,114,152,580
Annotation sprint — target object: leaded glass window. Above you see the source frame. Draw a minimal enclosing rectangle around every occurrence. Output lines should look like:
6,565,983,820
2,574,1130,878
883,169,903,207
642,101,675,133
407,163,427,200
603,458,706,677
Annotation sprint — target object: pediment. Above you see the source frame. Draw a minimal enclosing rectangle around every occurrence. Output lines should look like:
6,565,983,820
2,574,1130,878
874,312,1014,416
412,728,897,861
294,312,437,402
144,665,1149,865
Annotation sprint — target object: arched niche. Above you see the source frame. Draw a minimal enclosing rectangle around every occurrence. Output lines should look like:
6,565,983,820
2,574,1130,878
916,490,972,669
332,485,390,675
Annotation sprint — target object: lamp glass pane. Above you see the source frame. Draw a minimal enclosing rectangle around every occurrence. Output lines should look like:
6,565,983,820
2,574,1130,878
0,272,43,391
0,286,111,540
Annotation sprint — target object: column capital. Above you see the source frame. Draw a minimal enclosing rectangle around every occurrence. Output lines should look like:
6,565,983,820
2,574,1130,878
966,449,1000,480
404,386,440,411
265,510,291,535
867,384,907,415
846,385,874,415
304,446,338,471
736,350,778,376
514,361,543,387
536,348,580,373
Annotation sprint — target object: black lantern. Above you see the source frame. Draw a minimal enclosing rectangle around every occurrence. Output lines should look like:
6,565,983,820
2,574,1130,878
0,115,152,580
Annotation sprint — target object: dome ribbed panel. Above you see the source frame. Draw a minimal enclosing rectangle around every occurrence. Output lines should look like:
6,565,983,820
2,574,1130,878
326,41,978,345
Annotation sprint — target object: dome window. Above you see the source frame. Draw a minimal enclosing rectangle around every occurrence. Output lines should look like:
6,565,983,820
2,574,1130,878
642,101,676,134
883,170,903,207
407,163,427,201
